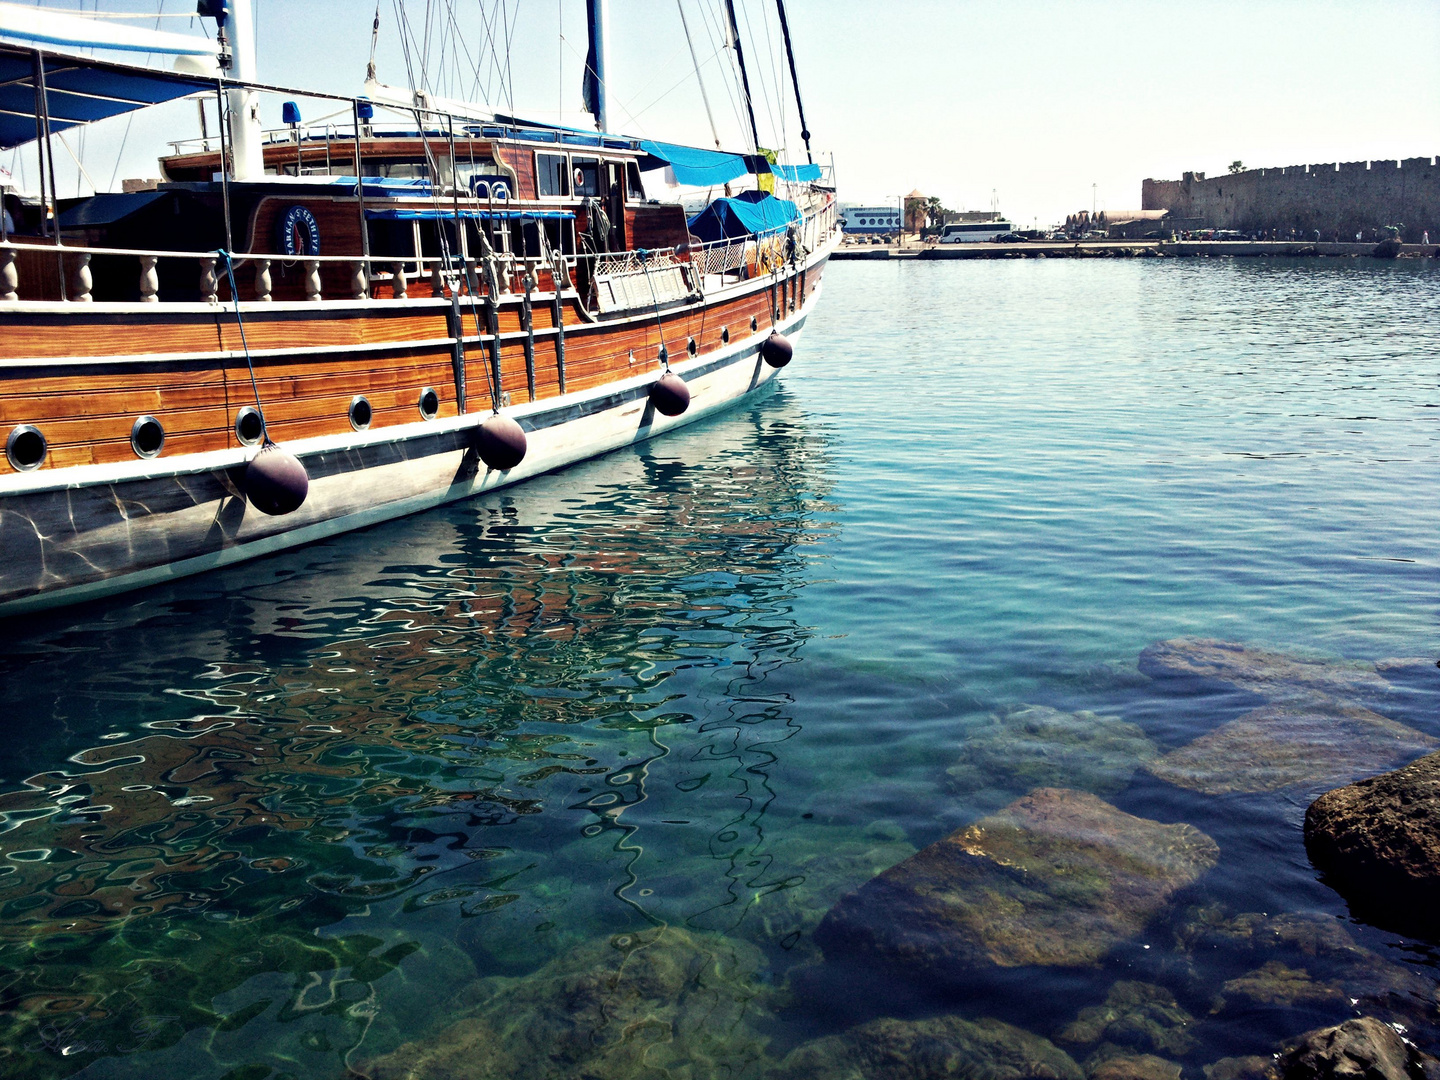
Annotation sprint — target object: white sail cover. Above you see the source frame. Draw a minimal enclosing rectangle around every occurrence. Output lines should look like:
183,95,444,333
0,2,217,56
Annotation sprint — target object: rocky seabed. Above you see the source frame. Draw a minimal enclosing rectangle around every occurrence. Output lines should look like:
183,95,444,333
354,638,1440,1080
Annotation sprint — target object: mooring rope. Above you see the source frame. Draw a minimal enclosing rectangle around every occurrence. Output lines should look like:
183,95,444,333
217,249,270,446
636,249,672,370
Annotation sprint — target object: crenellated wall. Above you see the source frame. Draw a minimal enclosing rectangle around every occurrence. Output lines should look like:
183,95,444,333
1142,158,1440,241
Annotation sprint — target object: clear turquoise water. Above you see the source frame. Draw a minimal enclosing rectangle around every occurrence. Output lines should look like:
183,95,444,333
1,258,1438,1078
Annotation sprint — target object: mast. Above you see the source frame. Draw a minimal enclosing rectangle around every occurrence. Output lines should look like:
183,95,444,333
774,0,811,163
201,0,263,181
582,0,610,134
722,0,760,153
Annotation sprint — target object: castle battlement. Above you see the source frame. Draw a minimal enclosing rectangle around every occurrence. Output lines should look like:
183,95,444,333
1142,157,1439,240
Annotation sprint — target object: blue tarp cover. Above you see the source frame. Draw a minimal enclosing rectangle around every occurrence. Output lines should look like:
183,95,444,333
769,162,822,183
637,139,748,187
686,190,800,243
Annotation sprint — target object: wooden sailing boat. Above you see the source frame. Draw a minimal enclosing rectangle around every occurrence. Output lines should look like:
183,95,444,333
0,0,838,616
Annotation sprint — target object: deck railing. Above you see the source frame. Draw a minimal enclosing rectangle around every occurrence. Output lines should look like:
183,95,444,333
0,192,837,305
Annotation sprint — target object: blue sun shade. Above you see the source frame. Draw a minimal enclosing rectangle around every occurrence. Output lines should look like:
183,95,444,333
0,43,212,151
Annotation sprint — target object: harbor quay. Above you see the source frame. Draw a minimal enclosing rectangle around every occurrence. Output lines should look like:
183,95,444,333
832,238,1439,260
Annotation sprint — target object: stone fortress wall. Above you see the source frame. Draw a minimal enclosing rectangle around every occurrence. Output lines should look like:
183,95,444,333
1142,158,1440,242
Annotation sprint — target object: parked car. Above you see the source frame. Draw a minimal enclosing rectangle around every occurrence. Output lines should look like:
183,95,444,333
994,232,1029,243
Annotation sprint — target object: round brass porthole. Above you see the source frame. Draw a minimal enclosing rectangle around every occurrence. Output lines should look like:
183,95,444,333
235,406,265,447
418,386,439,420
686,337,698,356
6,424,46,471
130,415,165,459
349,395,373,431
721,326,730,344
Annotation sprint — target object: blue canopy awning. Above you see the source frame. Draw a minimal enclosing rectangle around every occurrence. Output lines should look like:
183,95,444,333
637,139,748,187
686,191,800,244
769,162,822,183
0,43,212,152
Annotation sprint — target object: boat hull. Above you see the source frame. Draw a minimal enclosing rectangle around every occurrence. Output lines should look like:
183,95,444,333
0,286,820,616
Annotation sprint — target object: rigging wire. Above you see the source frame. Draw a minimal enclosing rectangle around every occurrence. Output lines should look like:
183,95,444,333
676,0,721,149
108,0,168,192
693,0,747,150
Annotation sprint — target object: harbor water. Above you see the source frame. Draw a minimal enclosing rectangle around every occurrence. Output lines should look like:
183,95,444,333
1,257,1438,1079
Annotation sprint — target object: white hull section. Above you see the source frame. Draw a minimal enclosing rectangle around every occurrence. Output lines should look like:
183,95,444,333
0,287,821,616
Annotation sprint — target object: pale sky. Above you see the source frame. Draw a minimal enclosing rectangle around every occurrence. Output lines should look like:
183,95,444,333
9,1,1439,228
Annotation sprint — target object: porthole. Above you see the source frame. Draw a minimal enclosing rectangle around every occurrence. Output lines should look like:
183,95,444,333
349,395,372,431
686,337,698,356
235,406,265,446
6,424,46,471
774,305,782,320
418,386,439,420
721,326,730,344
130,415,165,459
750,316,758,332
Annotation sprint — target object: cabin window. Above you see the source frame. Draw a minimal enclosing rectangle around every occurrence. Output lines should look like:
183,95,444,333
537,153,569,197
373,160,430,180
419,219,466,266
465,217,507,257
507,218,543,258
572,157,602,197
626,162,645,202
542,218,575,257
457,161,511,198
369,219,418,263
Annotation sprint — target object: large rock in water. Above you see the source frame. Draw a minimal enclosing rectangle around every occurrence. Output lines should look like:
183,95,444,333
816,789,1218,973
770,1014,1084,1080
1273,1017,1436,1080
358,926,773,1080
1305,749,1440,937
1146,702,1436,795
1137,639,1391,703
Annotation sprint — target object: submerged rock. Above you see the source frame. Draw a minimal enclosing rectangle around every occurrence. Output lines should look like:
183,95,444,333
816,788,1218,973
945,705,1159,802
1204,1057,1274,1080
753,833,918,958
1171,908,1436,1026
1145,702,1435,795
1057,981,1195,1057
1305,749,1440,938
771,1014,1084,1080
1086,1051,1184,1080
358,926,774,1080
1212,960,1345,1011
1274,1017,1434,1080
1137,639,1390,703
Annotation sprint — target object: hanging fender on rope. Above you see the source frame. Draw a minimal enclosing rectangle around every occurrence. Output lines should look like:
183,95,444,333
476,413,528,471
649,372,691,416
244,441,310,515
215,249,311,516
761,331,794,369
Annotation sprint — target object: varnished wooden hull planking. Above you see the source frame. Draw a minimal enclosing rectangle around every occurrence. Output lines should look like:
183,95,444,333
0,242,832,615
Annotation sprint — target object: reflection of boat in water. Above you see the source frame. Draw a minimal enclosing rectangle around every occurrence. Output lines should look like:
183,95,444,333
0,389,832,925
0,0,838,616
0,389,834,1075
